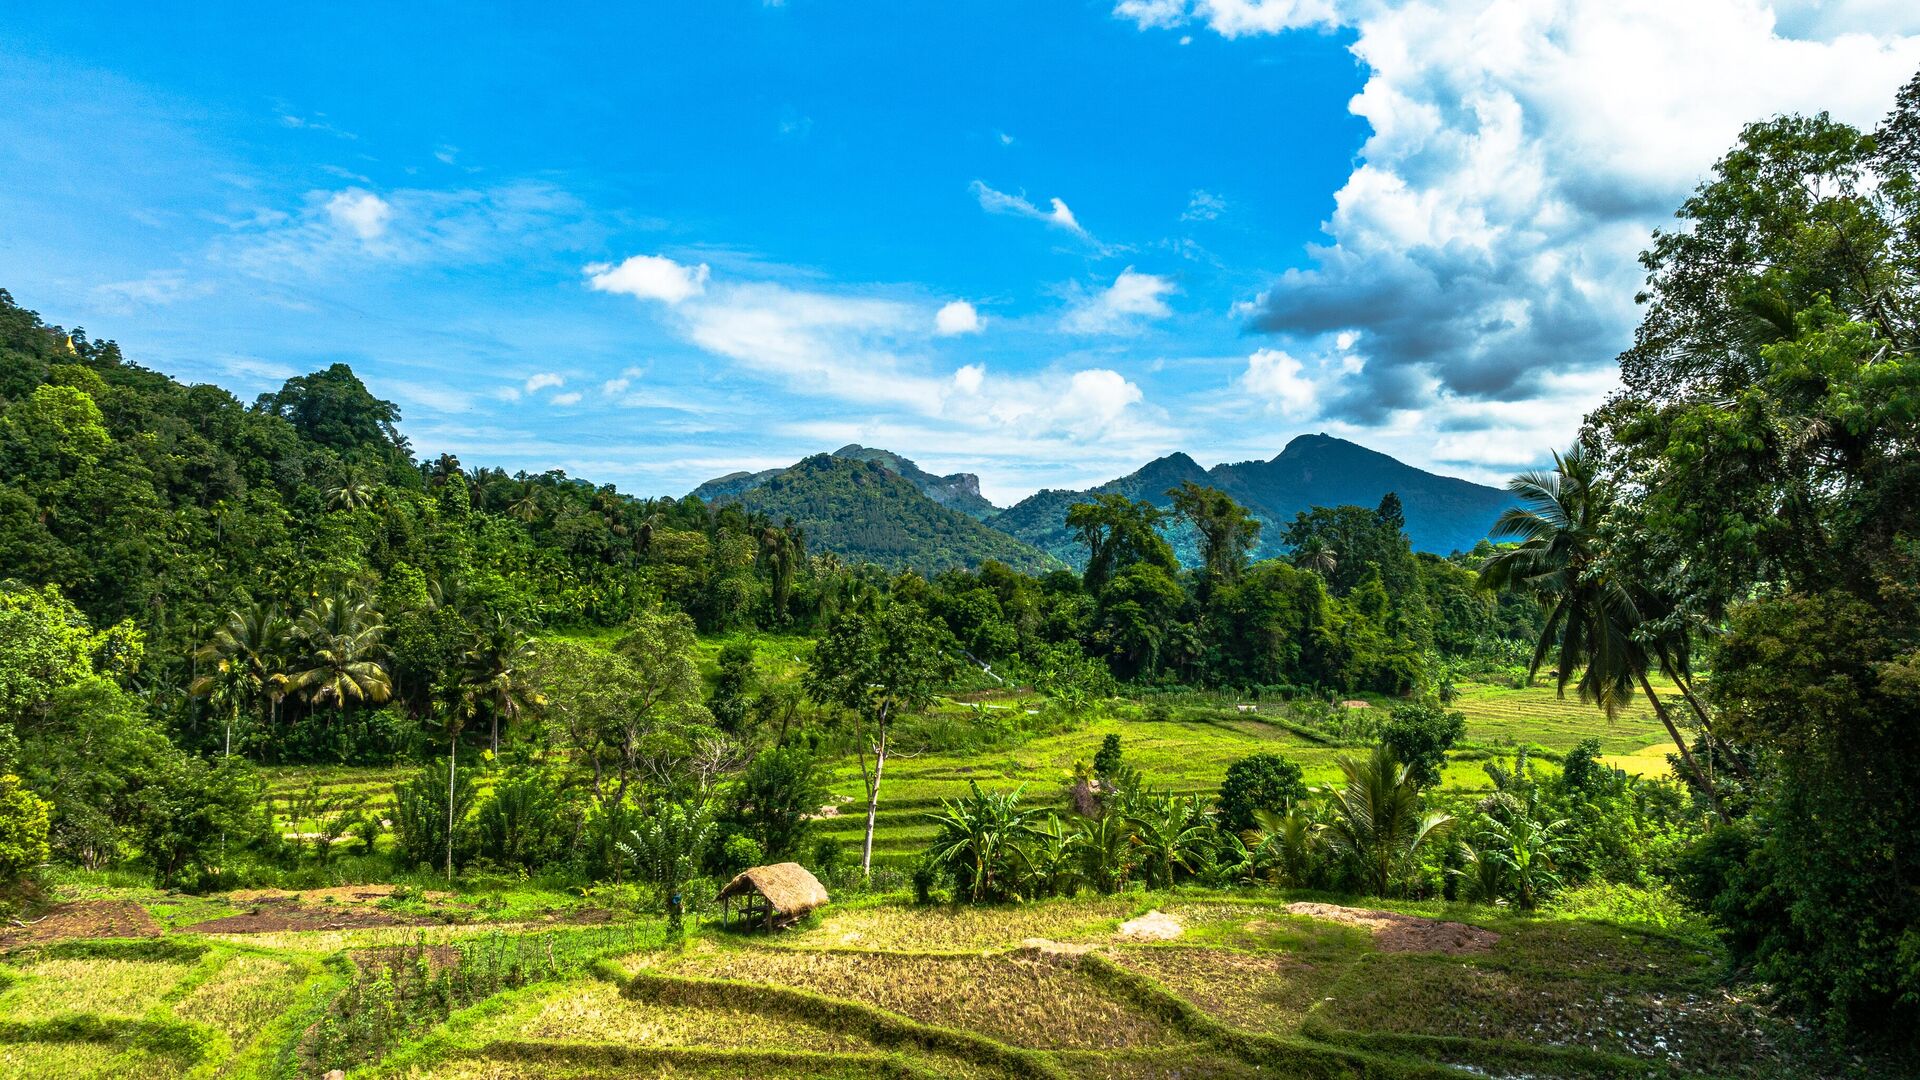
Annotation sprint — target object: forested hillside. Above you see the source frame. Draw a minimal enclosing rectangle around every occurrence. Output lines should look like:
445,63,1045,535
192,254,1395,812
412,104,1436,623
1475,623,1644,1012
693,453,1053,573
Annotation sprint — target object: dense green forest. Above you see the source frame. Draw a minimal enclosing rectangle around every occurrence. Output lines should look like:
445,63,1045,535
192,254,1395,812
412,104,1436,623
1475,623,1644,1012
3,68,1920,1072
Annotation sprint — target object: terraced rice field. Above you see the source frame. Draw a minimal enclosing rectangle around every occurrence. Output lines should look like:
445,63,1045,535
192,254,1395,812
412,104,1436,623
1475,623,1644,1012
821,679,1677,868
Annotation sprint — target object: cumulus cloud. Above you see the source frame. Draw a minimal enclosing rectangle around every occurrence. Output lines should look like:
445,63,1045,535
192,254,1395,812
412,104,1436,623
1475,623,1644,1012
969,180,1091,239
325,189,391,241
1118,0,1920,443
525,372,564,393
1241,348,1320,418
1062,268,1176,333
549,391,583,406
584,254,711,304
934,300,983,335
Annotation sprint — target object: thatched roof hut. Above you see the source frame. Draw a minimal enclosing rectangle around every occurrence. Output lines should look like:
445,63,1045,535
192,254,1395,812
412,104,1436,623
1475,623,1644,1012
717,863,829,931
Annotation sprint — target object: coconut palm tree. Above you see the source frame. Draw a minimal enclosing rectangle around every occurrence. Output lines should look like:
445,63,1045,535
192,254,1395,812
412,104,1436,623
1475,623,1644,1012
1478,445,1725,818
290,589,392,711
462,614,545,754
326,468,379,512
1294,536,1339,579
190,602,290,756
1319,746,1453,897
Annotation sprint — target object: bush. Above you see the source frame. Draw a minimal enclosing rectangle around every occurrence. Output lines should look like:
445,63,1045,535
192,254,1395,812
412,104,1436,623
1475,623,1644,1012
469,768,570,871
718,834,764,877
391,760,477,873
1216,753,1307,833
0,774,51,886
725,745,823,860
1093,734,1123,779
1380,701,1466,788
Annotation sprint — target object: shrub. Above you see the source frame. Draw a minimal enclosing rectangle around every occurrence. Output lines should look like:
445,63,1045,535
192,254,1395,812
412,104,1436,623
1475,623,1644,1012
1380,701,1466,789
0,774,51,886
469,768,569,871
1092,734,1123,779
719,834,764,876
391,761,476,873
725,745,823,860
1216,752,1307,833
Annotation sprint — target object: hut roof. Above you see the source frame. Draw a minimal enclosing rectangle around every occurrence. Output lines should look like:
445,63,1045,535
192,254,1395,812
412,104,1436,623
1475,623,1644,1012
717,863,829,916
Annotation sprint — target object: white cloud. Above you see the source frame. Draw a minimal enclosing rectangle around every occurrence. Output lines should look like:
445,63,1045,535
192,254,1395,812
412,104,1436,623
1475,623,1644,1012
525,372,564,393
1062,268,1176,333
1241,348,1320,418
1181,189,1227,221
549,391,583,406
325,188,391,242
219,181,595,280
584,254,711,305
969,180,1091,239
934,300,983,335
1119,0,1920,433
953,363,986,393
90,270,214,311
601,376,632,395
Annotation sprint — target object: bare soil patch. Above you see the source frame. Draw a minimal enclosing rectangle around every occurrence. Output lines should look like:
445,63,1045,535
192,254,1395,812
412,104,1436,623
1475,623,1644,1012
0,899,162,946
1117,910,1184,941
177,901,422,935
1284,902,1498,955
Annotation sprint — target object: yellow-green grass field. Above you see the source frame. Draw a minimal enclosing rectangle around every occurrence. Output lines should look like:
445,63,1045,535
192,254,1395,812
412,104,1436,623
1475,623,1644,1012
0,887,1838,1079
819,679,1676,868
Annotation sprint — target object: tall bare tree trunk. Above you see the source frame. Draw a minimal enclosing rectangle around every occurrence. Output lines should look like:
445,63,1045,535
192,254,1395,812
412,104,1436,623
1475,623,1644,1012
1638,671,1728,824
860,727,887,877
447,732,457,881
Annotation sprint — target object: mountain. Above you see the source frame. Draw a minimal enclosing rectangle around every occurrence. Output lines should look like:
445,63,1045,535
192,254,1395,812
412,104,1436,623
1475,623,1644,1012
986,452,1214,567
690,444,998,520
688,454,1055,574
992,435,1516,566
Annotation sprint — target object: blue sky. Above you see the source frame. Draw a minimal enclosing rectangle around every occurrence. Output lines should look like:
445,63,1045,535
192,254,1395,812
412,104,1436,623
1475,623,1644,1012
4,2,1919,503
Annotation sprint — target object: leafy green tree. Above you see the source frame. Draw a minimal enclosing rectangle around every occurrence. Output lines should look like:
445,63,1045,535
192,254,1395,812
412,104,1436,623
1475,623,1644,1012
1216,752,1308,834
136,755,262,890
708,640,756,734
1167,481,1262,587
623,799,714,930
1092,734,1123,779
1379,702,1466,790
726,745,823,860
1319,746,1452,897
1065,494,1176,594
290,589,392,712
805,603,955,875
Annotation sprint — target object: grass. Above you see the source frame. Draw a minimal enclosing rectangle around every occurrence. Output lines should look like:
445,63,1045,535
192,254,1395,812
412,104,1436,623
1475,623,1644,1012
820,678,1677,869
0,958,194,1020
657,942,1182,1051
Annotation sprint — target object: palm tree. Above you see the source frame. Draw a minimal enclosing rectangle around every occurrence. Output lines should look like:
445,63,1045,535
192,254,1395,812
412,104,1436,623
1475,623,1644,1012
1319,746,1453,897
1478,445,1725,819
190,602,289,756
1249,807,1319,887
290,589,392,711
925,782,1039,902
463,615,545,754
326,468,379,512
1294,536,1339,579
